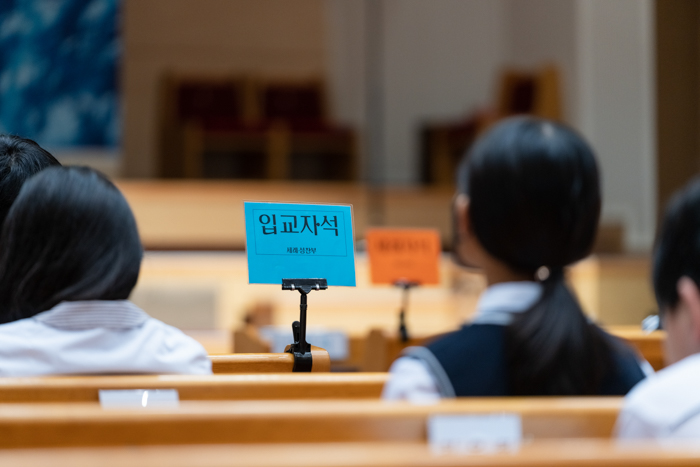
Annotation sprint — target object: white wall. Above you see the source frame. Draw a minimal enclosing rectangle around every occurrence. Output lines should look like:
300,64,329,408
326,0,508,184
381,0,508,184
575,0,656,250
502,0,656,250
324,1,369,178
327,0,657,250
324,1,366,128
505,0,577,123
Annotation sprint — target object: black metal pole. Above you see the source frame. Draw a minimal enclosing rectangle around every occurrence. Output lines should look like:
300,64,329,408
299,292,308,354
399,284,410,342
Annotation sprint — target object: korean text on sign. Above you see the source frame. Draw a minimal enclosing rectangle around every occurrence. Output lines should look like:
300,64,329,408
244,202,356,286
366,228,441,285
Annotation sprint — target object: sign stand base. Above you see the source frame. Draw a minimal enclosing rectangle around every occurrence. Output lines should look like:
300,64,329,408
282,278,328,372
395,280,418,343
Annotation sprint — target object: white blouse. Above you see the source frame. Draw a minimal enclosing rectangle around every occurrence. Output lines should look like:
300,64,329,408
617,353,700,439
0,300,212,376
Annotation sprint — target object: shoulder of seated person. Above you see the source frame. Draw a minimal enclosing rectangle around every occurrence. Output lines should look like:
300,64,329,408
0,316,48,331
623,353,700,420
425,323,504,346
143,317,208,349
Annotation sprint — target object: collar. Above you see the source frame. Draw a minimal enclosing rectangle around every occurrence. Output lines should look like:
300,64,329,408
470,281,543,326
34,300,150,331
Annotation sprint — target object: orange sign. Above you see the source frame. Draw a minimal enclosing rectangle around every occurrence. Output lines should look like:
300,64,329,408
366,228,441,285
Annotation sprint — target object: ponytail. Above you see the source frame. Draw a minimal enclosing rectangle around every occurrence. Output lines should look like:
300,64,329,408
458,117,611,394
505,269,614,395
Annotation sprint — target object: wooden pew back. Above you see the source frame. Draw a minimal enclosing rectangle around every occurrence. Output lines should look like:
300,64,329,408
0,373,387,403
2,440,700,467
608,327,666,371
349,327,665,372
0,398,622,448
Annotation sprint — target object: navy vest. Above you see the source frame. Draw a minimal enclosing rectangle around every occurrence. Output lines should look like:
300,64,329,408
407,324,646,397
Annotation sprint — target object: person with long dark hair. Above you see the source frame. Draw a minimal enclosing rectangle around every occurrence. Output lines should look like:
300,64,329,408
0,134,60,225
0,166,211,375
617,178,700,438
383,116,648,399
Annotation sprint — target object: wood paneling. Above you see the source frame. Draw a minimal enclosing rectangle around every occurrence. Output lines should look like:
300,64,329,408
656,0,700,218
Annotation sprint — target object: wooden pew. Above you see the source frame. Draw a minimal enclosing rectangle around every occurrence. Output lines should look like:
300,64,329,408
349,327,666,373
0,398,622,448
210,347,331,373
0,374,388,403
608,327,666,371
2,440,700,467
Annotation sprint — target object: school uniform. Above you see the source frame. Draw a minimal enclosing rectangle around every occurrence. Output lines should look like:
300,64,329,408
0,300,212,376
383,282,649,401
616,353,700,439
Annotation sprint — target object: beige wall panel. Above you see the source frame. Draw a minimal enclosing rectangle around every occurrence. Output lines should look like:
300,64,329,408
125,0,326,49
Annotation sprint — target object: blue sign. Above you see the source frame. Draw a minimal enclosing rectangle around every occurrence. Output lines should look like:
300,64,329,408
244,202,356,286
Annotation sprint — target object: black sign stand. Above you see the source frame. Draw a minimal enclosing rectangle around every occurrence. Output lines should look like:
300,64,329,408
282,278,328,372
395,280,418,343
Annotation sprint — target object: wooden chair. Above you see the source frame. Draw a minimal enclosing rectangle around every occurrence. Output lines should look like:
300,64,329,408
259,79,358,181
158,72,270,179
494,65,562,121
158,74,357,181
359,329,426,372
0,373,386,403
232,326,271,353
0,397,623,448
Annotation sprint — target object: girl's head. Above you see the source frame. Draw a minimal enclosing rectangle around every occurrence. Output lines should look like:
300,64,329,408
0,134,61,226
653,178,700,365
0,166,143,322
455,116,612,396
454,116,601,276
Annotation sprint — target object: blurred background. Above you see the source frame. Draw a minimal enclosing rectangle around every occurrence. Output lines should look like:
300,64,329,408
0,0,689,366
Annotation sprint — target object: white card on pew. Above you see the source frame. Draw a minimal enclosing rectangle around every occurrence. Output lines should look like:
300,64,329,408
428,414,522,454
99,389,179,409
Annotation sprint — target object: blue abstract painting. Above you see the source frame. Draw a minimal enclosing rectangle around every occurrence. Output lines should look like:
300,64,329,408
0,0,120,147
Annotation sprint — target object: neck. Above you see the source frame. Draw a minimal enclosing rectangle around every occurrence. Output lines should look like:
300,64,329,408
482,260,533,287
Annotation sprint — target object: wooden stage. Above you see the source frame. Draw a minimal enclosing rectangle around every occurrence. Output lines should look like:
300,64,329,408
115,180,454,250
113,180,657,355
133,252,656,340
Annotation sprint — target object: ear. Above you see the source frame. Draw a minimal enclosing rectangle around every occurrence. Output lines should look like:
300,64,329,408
454,194,471,236
677,277,700,340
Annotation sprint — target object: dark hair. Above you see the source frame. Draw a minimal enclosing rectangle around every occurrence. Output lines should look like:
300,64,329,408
0,135,61,226
458,116,613,395
653,177,700,315
0,166,143,323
